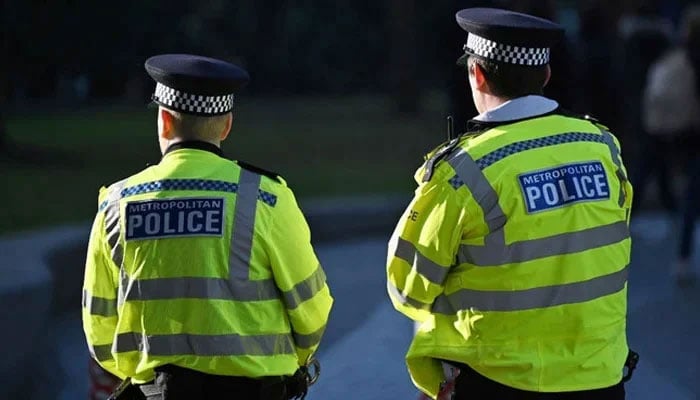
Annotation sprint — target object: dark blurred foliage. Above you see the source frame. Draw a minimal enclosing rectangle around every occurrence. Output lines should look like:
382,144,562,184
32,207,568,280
3,0,422,100
1,0,695,118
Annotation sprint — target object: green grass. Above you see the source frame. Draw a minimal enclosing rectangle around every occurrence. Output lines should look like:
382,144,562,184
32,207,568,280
1,94,450,234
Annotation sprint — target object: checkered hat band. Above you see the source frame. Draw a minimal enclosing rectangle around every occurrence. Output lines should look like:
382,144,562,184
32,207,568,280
153,83,234,115
465,33,550,66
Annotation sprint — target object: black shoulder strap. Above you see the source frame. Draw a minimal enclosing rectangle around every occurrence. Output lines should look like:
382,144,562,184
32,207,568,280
556,108,603,124
422,125,493,183
422,138,461,182
237,161,283,183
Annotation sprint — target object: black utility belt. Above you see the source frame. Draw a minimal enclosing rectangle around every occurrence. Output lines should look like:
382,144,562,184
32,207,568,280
108,364,316,400
137,371,287,397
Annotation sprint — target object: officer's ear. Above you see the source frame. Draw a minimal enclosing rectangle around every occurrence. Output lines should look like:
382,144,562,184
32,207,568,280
470,62,488,92
158,108,176,140
219,112,233,142
543,64,552,88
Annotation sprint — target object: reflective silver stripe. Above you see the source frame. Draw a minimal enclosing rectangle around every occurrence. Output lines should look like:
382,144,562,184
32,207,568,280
118,170,281,305
283,267,327,310
114,332,295,356
105,180,127,267
89,343,113,361
600,130,628,207
118,266,129,306
432,266,628,313
457,221,630,266
293,325,326,348
447,148,507,234
82,290,118,317
123,276,280,301
387,282,432,311
449,137,629,267
392,237,450,285
229,170,261,280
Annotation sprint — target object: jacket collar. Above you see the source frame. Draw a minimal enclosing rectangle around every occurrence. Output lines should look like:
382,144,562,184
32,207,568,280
473,95,559,122
163,140,224,158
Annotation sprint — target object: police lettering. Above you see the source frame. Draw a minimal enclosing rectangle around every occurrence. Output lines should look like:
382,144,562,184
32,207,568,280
125,198,225,240
519,161,610,213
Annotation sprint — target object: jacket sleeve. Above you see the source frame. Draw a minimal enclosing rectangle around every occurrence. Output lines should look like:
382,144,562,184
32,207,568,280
387,179,467,322
82,189,125,379
265,186,334,365
612,134,634,223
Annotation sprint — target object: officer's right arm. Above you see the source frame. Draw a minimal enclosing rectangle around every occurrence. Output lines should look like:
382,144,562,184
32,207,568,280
82,189,125,380
387,178,467,322
264,186,334,365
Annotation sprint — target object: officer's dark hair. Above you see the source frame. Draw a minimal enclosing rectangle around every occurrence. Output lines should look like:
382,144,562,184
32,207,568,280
167,109,231,141
467,56,549,99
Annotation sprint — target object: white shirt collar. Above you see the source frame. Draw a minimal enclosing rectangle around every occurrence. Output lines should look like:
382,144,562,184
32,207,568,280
474,95,559,122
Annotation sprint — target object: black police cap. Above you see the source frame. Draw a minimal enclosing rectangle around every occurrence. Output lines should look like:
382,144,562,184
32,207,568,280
455,8,564,67
145,54,250,116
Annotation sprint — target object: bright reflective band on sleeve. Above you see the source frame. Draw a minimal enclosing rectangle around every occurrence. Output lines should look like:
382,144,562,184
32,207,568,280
387,281,432,311
89,343,113,362
392,237,451,285
282,267,327,309
600,129,628,207
125,197,225,240
82,290,118,317
293,325,327,348
432,266,628,313
114,332,295,357
105,180,127,267
519,161,609,213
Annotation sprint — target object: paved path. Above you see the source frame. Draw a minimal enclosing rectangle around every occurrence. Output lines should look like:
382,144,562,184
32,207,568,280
44,213,698,399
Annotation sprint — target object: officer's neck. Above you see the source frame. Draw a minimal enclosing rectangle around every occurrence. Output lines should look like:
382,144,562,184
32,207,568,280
475,93,511,115
162,139,223,157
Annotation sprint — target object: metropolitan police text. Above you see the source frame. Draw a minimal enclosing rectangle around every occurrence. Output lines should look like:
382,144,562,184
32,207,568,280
519,162,610,213
126,198,225,240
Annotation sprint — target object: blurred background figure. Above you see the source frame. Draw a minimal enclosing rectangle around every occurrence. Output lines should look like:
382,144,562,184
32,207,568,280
620,0,676,214
643,4,700,283
637,2,700,283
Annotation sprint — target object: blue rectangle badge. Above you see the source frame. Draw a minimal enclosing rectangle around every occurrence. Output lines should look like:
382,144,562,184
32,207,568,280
518,161,610,213
125,197,225,240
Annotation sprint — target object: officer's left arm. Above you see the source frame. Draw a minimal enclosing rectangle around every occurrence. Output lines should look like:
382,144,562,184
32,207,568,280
264,186,333,365
387,178,467,322
82,189,125,379
612,135,634,221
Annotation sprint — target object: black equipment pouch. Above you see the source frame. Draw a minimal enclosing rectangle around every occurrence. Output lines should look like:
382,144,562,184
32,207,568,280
284,366,310,399
108,378,146,400
622,349,640,383
284,359,321,400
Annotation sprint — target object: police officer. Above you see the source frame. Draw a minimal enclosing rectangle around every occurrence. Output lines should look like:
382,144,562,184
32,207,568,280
386,8,634,400
82,54,333,400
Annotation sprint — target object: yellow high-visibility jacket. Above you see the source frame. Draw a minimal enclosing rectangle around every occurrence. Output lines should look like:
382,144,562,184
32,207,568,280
387,112,633,399
82,142,333,383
